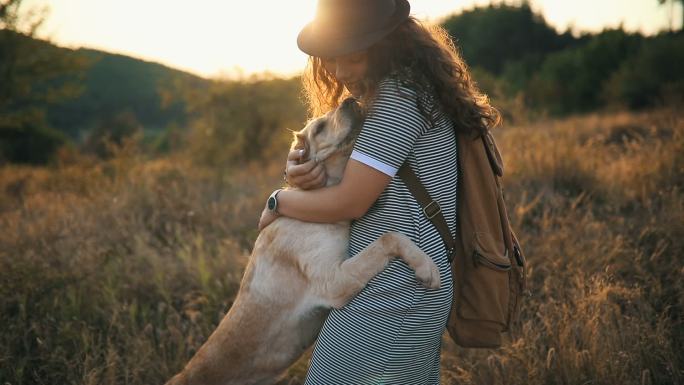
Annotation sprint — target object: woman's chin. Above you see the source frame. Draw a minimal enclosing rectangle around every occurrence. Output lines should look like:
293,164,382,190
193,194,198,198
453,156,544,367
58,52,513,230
345,84,363,98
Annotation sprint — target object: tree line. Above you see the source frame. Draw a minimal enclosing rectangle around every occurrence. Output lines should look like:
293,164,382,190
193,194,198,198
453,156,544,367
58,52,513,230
442,3,684,116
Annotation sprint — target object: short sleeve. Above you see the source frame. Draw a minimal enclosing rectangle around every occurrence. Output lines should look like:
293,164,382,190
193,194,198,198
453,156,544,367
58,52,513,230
350,78,430,177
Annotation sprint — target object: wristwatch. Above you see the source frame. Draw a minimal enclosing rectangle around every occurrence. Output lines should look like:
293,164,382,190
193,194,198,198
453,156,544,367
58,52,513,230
267,188,284,214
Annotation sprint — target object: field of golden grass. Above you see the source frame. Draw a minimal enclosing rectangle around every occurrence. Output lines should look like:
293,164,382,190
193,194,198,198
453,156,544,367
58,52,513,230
1,108,682,384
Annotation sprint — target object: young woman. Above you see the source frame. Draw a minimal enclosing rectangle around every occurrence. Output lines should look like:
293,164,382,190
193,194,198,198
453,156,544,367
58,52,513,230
258,0,500,383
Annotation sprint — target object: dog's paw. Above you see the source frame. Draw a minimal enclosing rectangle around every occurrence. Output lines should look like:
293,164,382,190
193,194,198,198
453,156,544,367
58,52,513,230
414,260,441,289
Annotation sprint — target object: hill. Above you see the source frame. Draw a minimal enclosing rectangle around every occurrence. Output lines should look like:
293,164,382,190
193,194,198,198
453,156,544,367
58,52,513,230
0,29,211,163
48,47,208,140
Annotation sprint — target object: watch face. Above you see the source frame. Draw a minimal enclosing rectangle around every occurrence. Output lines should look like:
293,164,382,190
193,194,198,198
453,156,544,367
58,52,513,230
267,196,276,211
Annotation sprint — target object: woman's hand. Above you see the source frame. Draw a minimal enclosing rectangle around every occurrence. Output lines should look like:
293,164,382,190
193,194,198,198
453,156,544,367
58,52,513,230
258,205,279,231
284,149,327,189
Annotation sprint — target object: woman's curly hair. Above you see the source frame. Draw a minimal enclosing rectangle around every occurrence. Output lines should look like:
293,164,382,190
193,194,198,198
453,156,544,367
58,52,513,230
302,17,500,137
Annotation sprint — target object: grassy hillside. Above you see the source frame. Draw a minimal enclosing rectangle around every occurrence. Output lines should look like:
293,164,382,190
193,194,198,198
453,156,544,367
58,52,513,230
47,48,209,140
0,108,681,384
0,30,210,140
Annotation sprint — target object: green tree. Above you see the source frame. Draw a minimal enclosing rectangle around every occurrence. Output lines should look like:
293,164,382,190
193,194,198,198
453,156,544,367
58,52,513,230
604,33,684,108
441,3,575,75
0,0,87,164
526,29,642,115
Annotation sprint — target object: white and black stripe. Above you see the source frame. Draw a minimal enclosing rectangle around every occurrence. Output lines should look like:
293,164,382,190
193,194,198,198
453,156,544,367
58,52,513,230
305,77,458,385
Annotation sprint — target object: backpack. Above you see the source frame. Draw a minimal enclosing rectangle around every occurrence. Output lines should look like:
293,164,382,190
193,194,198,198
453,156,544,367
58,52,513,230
398,130,527,348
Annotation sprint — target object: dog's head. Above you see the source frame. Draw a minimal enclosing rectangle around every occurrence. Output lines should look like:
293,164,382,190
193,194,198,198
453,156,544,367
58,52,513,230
291,98,364,184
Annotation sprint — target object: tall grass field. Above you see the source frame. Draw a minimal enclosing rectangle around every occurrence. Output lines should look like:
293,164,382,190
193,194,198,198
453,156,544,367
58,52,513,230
1,108,682,384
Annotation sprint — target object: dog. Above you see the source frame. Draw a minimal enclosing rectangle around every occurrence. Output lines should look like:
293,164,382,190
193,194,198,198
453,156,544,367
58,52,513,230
165,98,440,385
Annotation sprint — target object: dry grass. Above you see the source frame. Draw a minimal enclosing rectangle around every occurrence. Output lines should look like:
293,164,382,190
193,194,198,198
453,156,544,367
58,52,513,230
1,108,682,384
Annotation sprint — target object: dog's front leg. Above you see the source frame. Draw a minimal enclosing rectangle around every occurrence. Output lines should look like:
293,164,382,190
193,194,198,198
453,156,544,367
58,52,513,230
317,232,440,308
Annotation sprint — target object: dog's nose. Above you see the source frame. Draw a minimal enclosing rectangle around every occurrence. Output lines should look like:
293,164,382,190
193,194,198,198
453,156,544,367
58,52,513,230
341,97,357,108
340,97,364,126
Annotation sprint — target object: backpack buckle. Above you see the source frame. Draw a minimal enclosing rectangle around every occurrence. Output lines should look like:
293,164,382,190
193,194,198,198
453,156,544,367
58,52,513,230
447,246,456,263
423,200,441,219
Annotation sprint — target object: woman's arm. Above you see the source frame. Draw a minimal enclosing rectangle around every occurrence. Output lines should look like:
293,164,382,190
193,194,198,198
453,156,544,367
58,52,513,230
260,78,427,229
258,159,390,229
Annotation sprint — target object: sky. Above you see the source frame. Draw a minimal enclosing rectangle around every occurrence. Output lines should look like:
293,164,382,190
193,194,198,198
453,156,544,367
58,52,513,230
25,0,683,79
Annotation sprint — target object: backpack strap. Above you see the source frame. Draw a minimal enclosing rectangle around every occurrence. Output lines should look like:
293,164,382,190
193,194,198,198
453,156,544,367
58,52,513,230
397,163,457,263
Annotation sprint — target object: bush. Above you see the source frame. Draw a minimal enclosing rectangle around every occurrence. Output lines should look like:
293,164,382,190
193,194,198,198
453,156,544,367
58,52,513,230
184,77,306,168
604,33,684,109
525,30,642,115
0,108,69,165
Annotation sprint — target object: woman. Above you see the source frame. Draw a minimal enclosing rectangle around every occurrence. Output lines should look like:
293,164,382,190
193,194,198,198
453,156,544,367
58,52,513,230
258,0,499,383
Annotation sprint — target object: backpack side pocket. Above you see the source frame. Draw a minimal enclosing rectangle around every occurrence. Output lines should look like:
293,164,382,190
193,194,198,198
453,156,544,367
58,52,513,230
457,231,511,326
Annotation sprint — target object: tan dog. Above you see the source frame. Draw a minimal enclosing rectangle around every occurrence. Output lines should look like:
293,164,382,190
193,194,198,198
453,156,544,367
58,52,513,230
165,98,440,385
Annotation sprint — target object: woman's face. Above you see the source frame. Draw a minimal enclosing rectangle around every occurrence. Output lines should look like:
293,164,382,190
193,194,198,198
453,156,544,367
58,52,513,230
321,50,369,98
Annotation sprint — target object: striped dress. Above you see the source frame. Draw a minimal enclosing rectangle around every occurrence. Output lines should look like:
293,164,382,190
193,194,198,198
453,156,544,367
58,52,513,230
305,76,458,385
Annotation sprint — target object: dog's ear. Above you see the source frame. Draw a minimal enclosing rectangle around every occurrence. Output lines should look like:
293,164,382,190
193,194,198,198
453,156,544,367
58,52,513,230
293,132,310,161
293,132,306,149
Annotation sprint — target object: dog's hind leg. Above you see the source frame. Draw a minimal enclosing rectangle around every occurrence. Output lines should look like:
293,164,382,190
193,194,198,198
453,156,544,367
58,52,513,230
315,231,440,309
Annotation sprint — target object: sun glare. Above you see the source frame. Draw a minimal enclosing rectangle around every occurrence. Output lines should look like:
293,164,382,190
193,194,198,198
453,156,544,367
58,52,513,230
29,0,678,78
32,0,318,78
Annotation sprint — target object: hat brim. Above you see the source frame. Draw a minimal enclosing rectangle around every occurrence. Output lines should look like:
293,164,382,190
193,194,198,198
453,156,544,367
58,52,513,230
297,0,410,58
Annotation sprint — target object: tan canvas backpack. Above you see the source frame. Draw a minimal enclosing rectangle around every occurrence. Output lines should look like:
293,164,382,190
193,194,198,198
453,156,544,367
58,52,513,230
399,130,527,348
